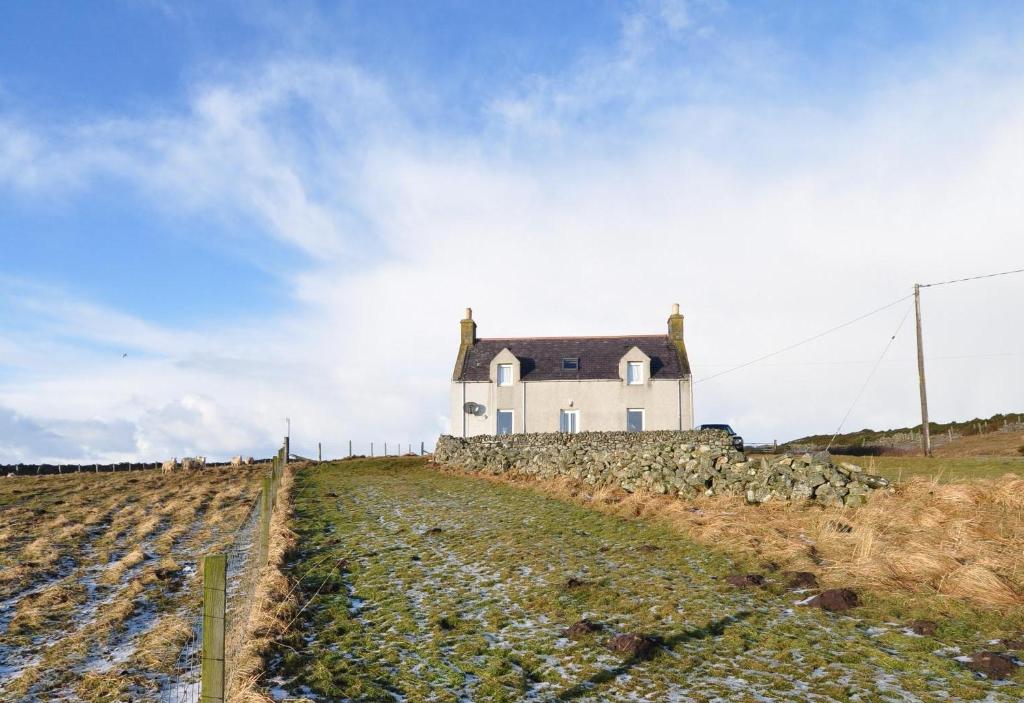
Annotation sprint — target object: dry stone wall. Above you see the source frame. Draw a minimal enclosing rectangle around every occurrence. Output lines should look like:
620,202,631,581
434,430,888,507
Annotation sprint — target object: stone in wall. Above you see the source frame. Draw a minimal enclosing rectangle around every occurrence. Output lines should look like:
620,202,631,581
433,430,888,507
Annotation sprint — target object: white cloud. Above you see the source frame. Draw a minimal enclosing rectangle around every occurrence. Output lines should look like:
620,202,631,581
1,26,1023,462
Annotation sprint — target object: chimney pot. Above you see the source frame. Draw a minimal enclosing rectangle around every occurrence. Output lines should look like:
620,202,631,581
671,303,680,315
464,307,473,320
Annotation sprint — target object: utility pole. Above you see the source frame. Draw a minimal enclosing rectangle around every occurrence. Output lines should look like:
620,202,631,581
913,284,932,457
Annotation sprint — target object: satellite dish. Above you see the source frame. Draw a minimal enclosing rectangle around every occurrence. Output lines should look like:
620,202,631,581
463,402,479,414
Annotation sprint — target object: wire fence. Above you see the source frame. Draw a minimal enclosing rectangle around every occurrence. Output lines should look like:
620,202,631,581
162,608,203,703
160,443,287,702
342,440,430,458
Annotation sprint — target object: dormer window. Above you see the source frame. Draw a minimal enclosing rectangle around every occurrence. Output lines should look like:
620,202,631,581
626,361,644,385
562,357,579,371
497,364,513,386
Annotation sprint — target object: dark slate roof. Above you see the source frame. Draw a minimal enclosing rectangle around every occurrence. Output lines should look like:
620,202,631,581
455,335,690,382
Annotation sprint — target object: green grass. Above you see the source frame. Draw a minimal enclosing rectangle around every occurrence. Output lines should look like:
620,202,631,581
833,455,1024,483
266,458,1022,701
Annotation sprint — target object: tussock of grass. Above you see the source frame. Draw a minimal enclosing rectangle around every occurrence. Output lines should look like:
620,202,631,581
100,546,148,585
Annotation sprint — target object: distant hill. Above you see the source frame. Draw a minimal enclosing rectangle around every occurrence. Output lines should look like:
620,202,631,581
786,412,1024,457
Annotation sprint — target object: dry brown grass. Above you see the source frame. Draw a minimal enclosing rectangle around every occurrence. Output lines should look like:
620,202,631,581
228,465,299,703
99,546,148,585
0,465,267,699
452,468,1024,611
136,612,196,669
934,429,1024,457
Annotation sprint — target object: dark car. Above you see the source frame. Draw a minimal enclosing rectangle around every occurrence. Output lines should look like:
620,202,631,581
698,423,744,451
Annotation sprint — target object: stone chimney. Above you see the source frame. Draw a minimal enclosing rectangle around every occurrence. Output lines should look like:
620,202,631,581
461,307,477,346
667,303,684,341
667,303,691,375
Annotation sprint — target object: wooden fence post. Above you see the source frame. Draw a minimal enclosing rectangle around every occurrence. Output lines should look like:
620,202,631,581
318,442,322,463
201,553,226,703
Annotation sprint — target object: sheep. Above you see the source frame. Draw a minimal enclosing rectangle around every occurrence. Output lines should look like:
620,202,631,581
161,458,178,474
230,455,243,467
180,456,207,471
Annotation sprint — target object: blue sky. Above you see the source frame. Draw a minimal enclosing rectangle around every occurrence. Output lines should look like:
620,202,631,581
1,1,1023,462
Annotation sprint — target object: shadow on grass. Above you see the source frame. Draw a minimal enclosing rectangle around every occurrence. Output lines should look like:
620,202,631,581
554,611,752,701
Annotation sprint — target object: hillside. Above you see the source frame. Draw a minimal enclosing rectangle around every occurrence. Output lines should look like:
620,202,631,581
787,412,1024,456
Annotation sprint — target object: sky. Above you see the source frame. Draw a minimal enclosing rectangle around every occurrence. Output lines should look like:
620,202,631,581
1,0,1023,463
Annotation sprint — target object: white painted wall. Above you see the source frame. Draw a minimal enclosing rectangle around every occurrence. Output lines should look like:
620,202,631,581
449,376,693,437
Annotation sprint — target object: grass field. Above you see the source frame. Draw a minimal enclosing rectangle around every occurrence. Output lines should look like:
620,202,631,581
834,454,1024,483
264,458,1023,702
0,466,265,702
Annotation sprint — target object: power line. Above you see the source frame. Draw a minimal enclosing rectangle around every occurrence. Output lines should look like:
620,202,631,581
920,267,1024,289
698,351,1024,367
826,303,914,451
693,293,913,384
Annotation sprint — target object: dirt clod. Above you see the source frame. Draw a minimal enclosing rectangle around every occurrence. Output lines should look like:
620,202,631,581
964,651,1017,679
563,619,603,639
565,577,588,589
807,588,860,612
606,633,658,659
726,574,765,588
907,619,938,636
637,544,660,553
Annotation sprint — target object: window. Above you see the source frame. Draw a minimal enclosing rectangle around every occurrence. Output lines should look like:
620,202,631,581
496,410,514,435
562,357,579,371
497,364,513,386
626,361,644,385
626,408,645,432
560,409,580,433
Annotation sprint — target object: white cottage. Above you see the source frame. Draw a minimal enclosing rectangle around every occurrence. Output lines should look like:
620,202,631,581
450,305,693,436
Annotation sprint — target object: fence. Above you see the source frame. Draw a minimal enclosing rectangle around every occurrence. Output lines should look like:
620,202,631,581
0,459,274,477
343,440,431,458
161,443,288,703
743,441,779,454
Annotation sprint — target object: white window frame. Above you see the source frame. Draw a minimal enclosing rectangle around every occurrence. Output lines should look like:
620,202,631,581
497,364,513,387
626,408,645,432
626,361,644,385
560,409,580,433
496,409,514,435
